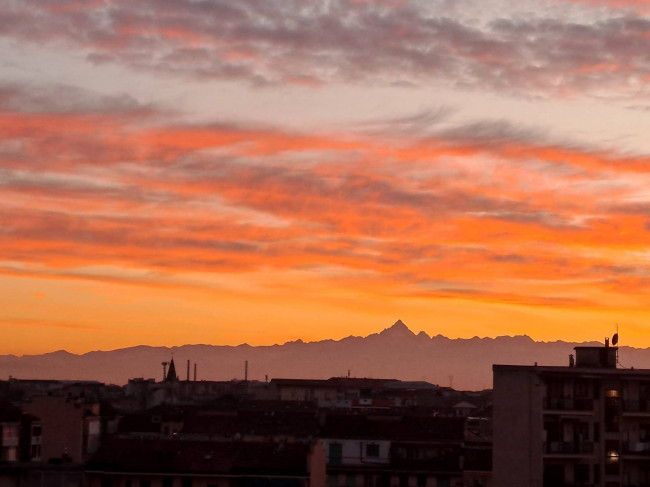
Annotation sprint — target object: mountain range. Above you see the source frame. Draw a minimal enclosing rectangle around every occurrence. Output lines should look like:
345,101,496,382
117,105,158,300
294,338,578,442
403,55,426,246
2,320,647,391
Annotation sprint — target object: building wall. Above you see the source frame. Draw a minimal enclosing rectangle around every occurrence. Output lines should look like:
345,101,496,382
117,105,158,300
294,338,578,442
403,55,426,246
23,396,86,462
309,442,328,487
492,367,543,487
321,439,391,467
1,422,20,461
87,474,307,487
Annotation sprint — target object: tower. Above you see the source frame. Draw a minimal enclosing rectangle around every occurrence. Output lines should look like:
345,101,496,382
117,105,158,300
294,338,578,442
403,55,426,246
165,358,178,382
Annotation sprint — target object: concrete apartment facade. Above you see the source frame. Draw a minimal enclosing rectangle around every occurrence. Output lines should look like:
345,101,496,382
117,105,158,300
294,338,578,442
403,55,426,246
494,344,650,487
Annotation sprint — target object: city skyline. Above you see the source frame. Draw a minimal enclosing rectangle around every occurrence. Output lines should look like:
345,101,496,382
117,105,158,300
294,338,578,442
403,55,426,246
2,0,650,355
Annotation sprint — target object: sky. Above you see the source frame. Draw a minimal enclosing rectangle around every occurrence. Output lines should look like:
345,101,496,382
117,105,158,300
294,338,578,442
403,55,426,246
2,0,650,355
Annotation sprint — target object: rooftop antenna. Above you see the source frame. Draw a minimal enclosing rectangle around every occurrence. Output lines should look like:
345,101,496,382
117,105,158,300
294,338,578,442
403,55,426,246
613,323,621,368
161,361,169,381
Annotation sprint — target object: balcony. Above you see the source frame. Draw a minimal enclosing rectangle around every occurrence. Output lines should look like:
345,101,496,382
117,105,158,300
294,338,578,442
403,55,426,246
543,397,594,412
622,400,650,415
544,441,595,456
623,441,650,456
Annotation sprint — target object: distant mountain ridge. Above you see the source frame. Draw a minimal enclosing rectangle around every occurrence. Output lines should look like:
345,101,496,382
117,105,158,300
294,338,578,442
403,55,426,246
2,320,648,391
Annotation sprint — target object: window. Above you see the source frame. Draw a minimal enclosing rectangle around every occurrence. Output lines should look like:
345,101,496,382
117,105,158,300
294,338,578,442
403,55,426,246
30,444,41,460
547,380,564,398
575,464,589,484
574,380,589,398
641,424,650,442
605,440,619,475
31,425,42,437
329,443,343,466
163,478,173,487
366,444,380,458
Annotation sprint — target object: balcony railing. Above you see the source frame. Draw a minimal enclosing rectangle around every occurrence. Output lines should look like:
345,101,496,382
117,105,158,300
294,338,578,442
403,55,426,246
543,397,594,411
544,441,594,455
623,441,650,455
622,400,650,413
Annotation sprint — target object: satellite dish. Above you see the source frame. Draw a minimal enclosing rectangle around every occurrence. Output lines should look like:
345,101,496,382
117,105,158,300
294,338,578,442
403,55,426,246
612,333,619,346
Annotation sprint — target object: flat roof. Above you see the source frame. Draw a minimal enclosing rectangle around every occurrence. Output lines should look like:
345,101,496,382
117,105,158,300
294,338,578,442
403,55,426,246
493,364,650,377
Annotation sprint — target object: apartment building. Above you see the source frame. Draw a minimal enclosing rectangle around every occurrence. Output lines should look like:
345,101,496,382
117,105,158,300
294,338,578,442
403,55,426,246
494,342,650,487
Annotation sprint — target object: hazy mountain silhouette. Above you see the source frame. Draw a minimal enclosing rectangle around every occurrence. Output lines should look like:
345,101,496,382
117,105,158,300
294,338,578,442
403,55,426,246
2,320,647,390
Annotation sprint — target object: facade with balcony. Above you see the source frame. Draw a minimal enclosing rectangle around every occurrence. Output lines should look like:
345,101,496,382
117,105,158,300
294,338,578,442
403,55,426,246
494,344,650,487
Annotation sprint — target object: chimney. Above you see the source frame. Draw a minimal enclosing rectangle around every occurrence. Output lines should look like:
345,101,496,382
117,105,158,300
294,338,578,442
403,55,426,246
187,360,190,381
245,360,248,381
194,363,197,382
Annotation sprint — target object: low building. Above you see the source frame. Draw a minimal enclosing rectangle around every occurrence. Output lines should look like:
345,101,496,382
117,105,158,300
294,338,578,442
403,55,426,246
86,438,327,487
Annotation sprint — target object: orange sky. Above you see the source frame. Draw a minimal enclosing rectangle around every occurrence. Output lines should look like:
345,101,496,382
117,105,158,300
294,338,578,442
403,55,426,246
2,0,650,355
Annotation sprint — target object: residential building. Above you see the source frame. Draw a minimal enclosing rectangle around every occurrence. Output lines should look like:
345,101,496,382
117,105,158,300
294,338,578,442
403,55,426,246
493,341,650,487
86,438,327,487
22,396,102,462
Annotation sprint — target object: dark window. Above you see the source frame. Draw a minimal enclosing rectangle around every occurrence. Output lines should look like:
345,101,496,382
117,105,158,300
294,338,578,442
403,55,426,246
575,464,589,485
436,478,450,487
31,425,42,436
329,443,343,466
543,465,564,487
141,480,151,487
547,380,564,398
605,396,620,433
576,422,590,441
574,380,589,398
641,424,650,442
101,479,111,487
182,478,192,487
30,444,41,458
163,478,173,487
366,444,380,458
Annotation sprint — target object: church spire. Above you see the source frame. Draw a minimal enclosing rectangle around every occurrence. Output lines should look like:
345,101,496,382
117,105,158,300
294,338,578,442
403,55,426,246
165,357,178,382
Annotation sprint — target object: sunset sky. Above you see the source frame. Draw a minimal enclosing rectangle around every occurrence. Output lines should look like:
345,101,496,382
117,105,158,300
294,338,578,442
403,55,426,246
3,0,650,355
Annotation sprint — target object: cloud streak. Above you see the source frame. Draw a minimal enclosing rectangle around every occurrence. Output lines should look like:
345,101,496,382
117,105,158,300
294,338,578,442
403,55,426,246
2,82,650,316
2,1,650,97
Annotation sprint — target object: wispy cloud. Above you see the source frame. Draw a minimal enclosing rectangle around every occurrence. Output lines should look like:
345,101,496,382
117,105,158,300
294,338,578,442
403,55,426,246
2,82,650,312
2,1,650,97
